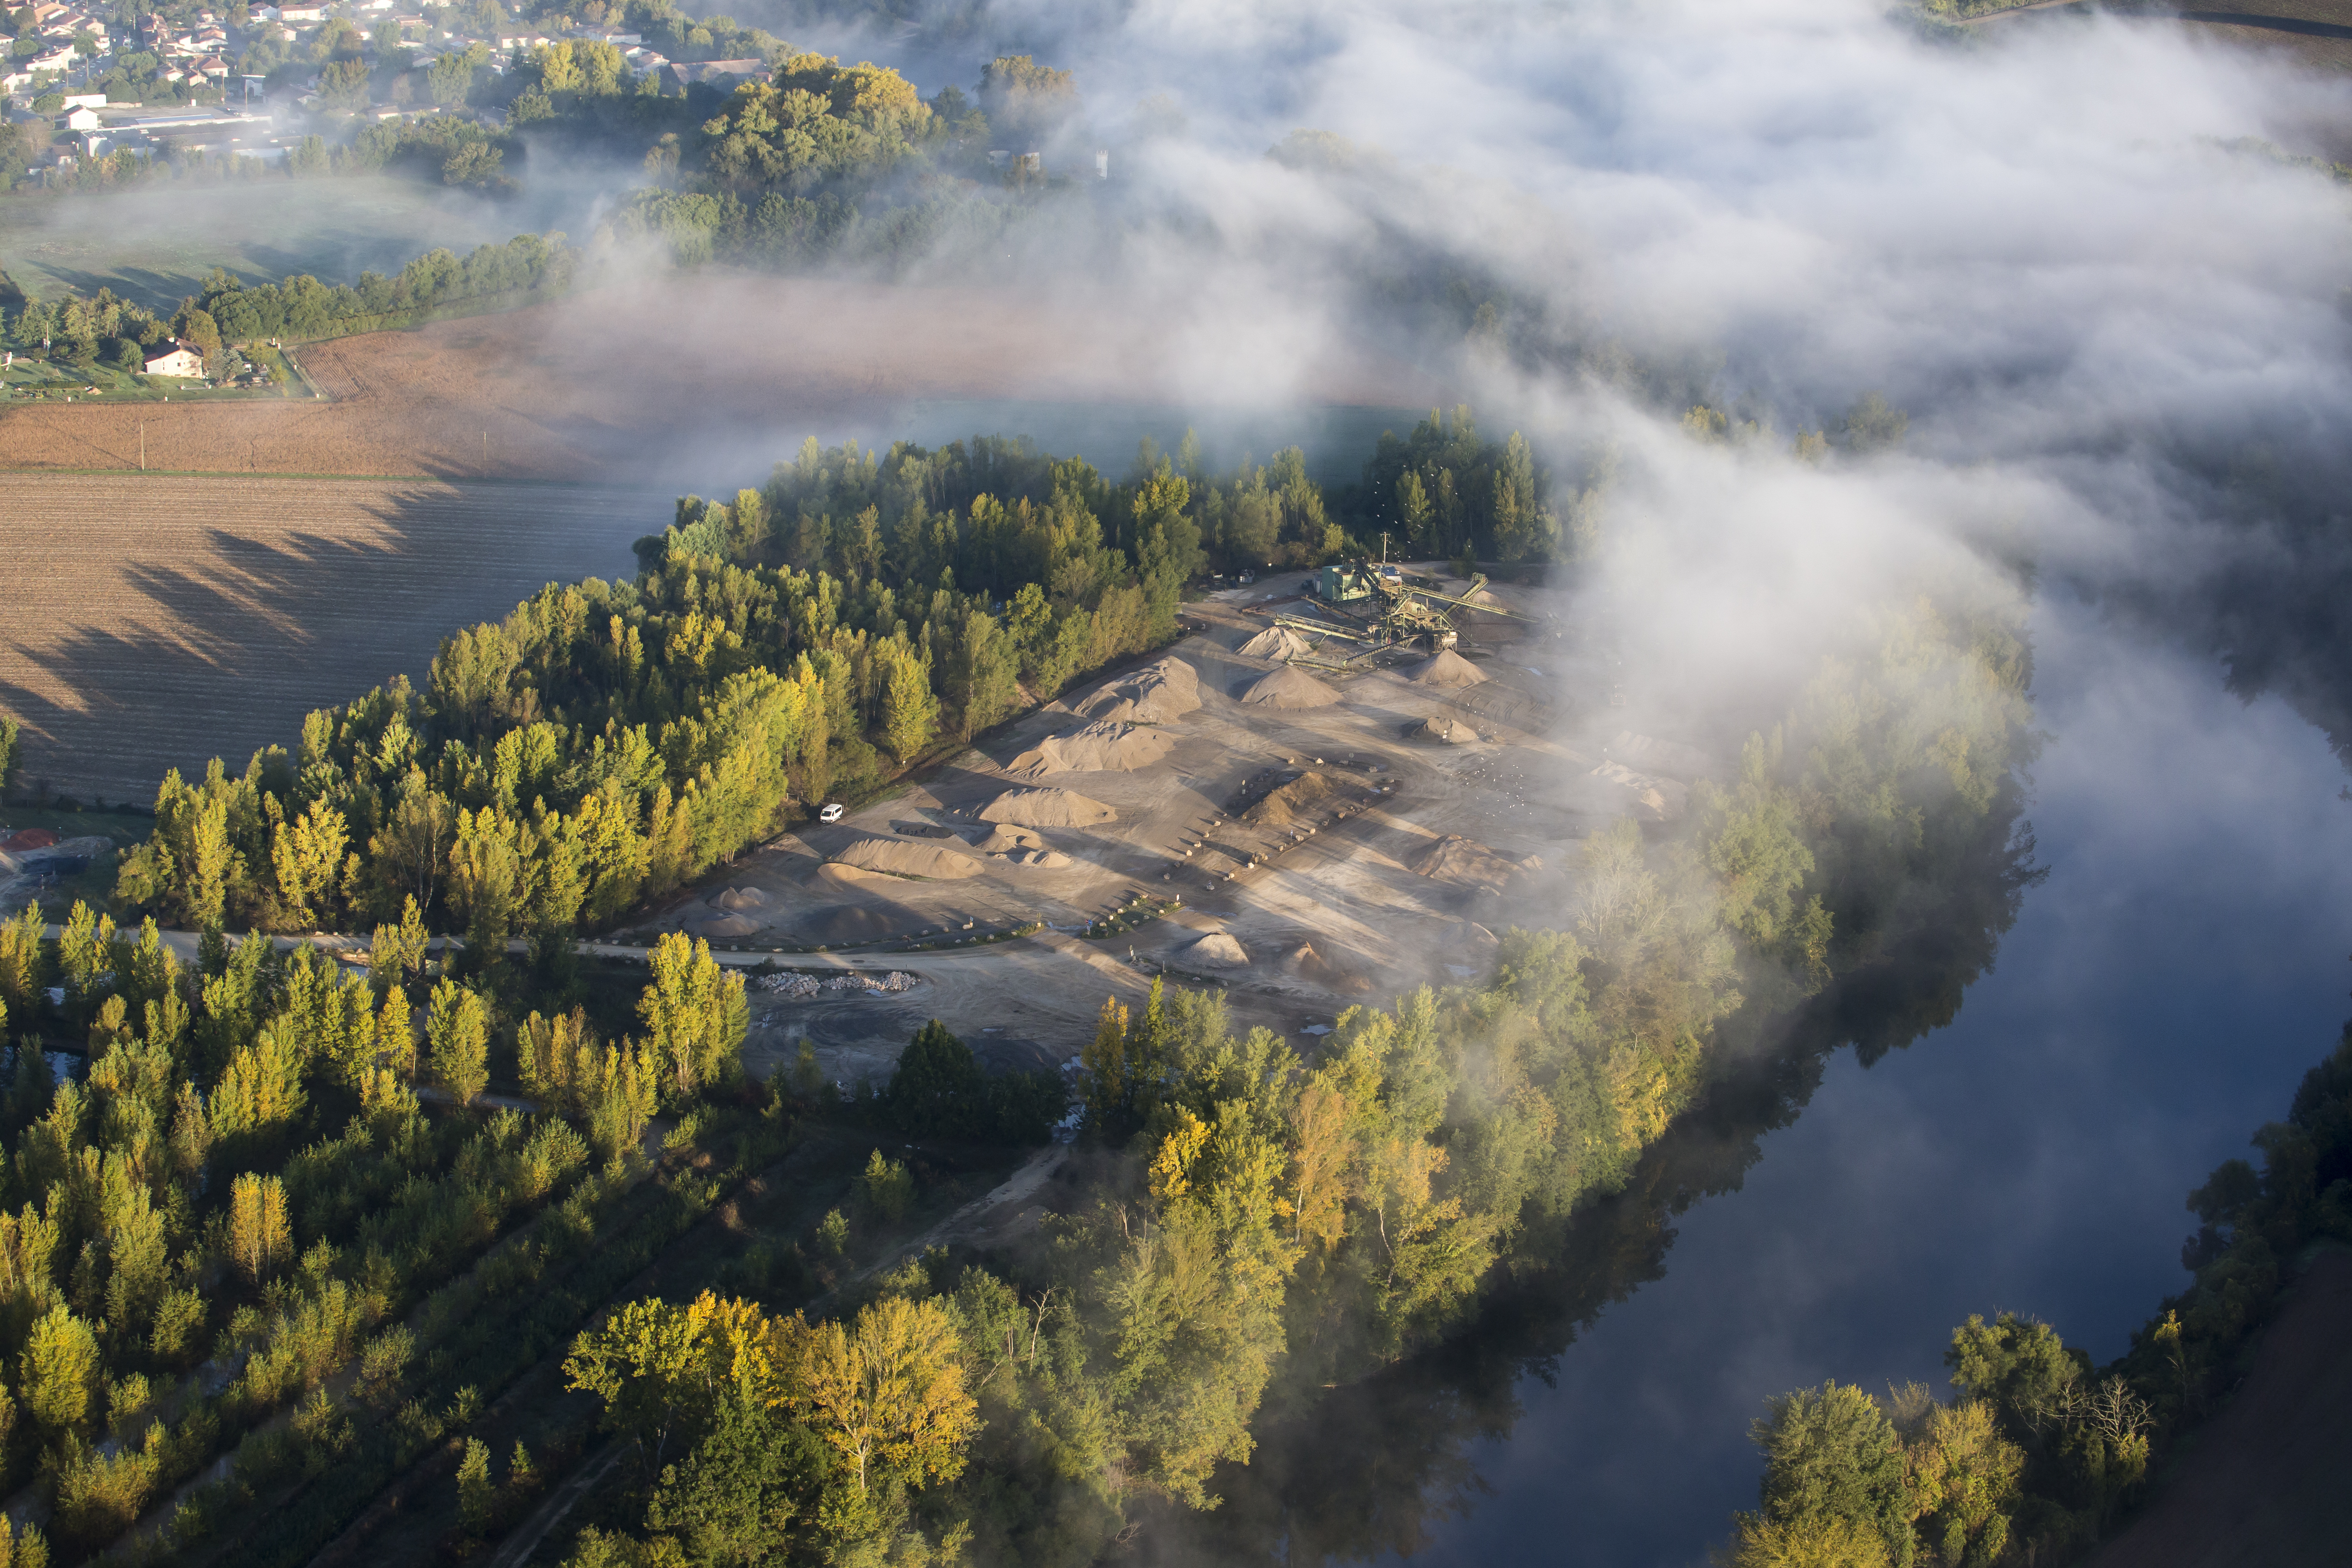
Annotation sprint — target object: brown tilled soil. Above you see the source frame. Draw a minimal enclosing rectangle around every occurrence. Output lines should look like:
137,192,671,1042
0,272,1441,484
2087,1248,2352,1568
0,472,667,803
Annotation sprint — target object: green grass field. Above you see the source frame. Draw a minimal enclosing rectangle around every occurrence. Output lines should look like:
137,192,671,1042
0,176,535,310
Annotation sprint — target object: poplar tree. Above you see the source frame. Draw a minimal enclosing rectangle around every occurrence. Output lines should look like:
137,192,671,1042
427,979,489,1107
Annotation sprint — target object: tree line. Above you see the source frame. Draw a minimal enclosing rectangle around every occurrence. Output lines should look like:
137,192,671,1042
545,585,2038,1564
1729,1016,2352,1566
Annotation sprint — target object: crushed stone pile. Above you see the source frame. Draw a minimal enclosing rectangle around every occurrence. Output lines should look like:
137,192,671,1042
1590,760,1689,823
696,912,762,938
1242,770,1343,829
1238,665,1341,710
1603,731,1710,780
831,837,985,879
1409,835,1539,894
1004,721,1177,779
1184,932,1251,969
757,970,917,996
1405,648,1489,687
979,787,1118,827
1073,657,1201,725
1413,715,1478,745
711,886,770,910
1237,625,1316,661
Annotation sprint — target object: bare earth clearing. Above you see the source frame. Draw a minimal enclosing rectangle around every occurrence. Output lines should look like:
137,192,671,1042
650,579,1718,1094
0,272,1441,484
0,473,666,803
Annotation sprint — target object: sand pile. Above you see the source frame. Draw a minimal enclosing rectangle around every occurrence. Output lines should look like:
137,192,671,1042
1283,941,1373,994
1590,760,1689,823
1073,658,1201,724
1238,625,1316,661
1239,666,1341,710
1604,731,1710,780
1243,770,1343,829
1184,932,1251,969
711,886,770,911
1410,835,1539,894
970,823,1048,855
1405,648,1488,687
1014,848,1073,868
696,912,762,938
1004,722,1177,779
807,905,903,946
1413,715,1478,745
979,787,1118,827
831,837,985,879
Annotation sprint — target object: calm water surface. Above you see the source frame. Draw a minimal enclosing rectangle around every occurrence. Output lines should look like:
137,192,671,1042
1195,594,2352,1566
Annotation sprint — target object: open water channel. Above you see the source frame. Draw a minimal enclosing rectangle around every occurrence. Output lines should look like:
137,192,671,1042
1144,589,2352,1566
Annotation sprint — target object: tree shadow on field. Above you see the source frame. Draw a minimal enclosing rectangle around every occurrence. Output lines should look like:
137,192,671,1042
0,476,667,805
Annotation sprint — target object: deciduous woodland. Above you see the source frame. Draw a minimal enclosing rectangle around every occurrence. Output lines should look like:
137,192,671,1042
1729,1018,2352,1568
0,413,2038,1565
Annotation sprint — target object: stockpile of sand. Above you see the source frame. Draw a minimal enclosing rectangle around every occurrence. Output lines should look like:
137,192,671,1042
1410,835,1539,894
808,905,903,946
1590,760,1689,823
1242,770,1343,829
1405,648,1488,687
1184,932,1251,969
1604,731,1710,780
696,912,762,938
1283,941,1373,994
711,886,770,911
1004,721,1178,779
1239,666,1341,710
979,787,1118,827
1074,658,1201,724
831,837,985,879
970,824,1048,855
1012,847,1073,868
1414,715,1478,745
1238,625,1316,661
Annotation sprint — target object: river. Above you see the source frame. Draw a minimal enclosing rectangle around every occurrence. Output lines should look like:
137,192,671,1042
1142,590,2352,1566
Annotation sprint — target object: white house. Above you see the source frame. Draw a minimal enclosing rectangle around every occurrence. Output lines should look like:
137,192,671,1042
143,340,206,377
60,106,101,130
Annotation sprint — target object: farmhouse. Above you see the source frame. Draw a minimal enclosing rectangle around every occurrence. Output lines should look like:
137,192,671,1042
142,340,206,377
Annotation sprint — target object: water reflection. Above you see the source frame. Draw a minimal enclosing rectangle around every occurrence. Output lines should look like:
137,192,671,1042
1137,601,2352,1566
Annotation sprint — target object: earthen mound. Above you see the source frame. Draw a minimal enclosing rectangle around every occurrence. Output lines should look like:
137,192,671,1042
1413,715,1478,745
807,905,903,946
1184,932,1251,969
1073,658,1200,725
696,912,762,938
1018,848,1074,868
1238,666,1340,710
1590,760,1689,823
712,886,770,911
1242,770,1343,830
979,787,1118,827
970,824,1048,855
1603,731,1710,780
831,838,985,879
1004,722,1177,778
1410,835,1538,894
1405,648,1488,687
1284,941,1373,994
1238,625,1315,661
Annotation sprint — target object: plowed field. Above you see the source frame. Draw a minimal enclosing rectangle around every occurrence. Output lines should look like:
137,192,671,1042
0,474,668,804
0,272,1439,485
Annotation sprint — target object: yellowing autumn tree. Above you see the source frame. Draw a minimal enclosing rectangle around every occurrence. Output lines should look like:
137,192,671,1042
229,1171,291,1284
639,934,746,1100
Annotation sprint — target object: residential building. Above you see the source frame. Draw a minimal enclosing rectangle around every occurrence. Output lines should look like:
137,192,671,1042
143,340,206,377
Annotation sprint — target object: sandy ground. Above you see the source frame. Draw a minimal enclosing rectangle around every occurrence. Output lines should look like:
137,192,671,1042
2086,1247,2352,1568
0,272,1442,485
0,472,666,803
661,574,1715,1091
